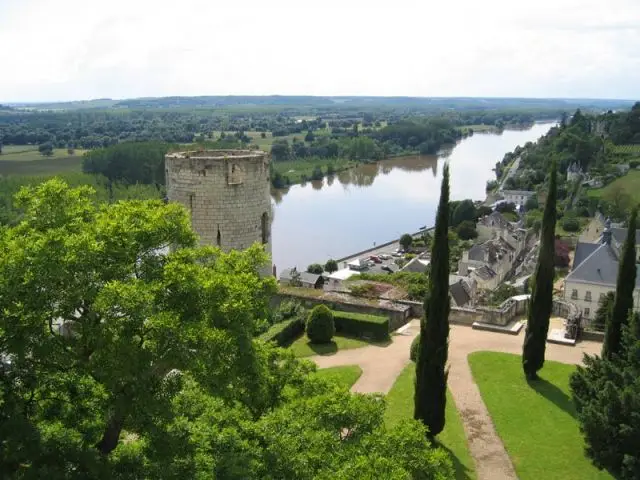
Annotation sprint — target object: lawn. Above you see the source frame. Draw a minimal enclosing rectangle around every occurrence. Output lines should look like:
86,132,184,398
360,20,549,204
0,146,86,176
468,352,612,480
271,157,355,185
313,365,363,389
385,363,476,480
588,170,640,204
289,333,390,357
0,146,87,161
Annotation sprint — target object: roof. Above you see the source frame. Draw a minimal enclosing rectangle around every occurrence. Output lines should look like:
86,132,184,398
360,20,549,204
279,267,296,281
564,243,640,287
572,242,600,270
401,257,430,273
478,211,511,230
472,265,497,280
299,272,322,286
328,268,360,281
501,190,535,196
449,281,471,307
610,227,640,246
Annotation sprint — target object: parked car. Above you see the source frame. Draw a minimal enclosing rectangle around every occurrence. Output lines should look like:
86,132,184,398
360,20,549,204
369,255,382,264
378,253,391,260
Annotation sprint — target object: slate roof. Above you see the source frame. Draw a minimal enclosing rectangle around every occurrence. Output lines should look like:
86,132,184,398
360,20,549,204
572,242,600,270
402,257,430,273
449,280,471,307
473,265,497,280
279,268,296,282
610,227,640,246
299,272,322,286
565,243,640,287
478,211,511,230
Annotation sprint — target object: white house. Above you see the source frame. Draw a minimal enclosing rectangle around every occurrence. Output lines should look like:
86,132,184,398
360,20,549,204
500,190,535,207
564,222,640,325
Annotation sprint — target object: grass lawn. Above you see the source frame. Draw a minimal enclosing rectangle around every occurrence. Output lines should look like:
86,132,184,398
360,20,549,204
385,363,476,480
313,365,362,389
0,146,86,176
289,333,390,357
0,146,87,161
588,170,640,204
271,157,355,185
468,352,612,480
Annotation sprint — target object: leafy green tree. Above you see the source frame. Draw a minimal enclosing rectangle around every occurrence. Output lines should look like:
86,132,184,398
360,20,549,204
593,291,615,332
570,316,640,479
525,196,539,211
324,259,338,273
415,164,450,437
270,139,291,161
400,233,413,251
305,130,315,142
0,179,455,479
307,263,324,274
455,220,478,240
603,208,638,359
306,305,335,344
38,141,54,156
522,161,557,380
451,199,476,228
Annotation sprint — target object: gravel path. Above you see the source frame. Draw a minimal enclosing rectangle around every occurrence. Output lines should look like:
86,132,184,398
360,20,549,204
311,321,602,480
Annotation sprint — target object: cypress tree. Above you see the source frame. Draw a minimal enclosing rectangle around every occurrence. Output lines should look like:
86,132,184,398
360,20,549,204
414,164,450,437
602,208,637,359
522,160,557,380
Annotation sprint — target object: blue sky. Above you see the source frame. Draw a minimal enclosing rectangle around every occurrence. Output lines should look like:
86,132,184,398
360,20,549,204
1,0,639,102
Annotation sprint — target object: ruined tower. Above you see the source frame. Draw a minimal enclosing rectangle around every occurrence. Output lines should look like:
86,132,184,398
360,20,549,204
165,149,272,273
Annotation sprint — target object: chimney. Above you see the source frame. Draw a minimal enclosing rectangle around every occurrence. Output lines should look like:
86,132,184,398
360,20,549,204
602,217,612,245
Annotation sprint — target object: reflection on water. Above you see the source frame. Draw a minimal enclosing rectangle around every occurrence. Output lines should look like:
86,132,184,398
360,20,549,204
270,123,554,271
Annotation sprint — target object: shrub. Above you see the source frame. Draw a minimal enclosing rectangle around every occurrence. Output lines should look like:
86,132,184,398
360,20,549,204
306,305,335,344
333,311,389,341
456,220,478,240
410,334,420,362
260,317,304,346
562,216,580,232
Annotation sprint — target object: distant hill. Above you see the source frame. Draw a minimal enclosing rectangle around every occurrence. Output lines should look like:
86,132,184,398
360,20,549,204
5,96,636,112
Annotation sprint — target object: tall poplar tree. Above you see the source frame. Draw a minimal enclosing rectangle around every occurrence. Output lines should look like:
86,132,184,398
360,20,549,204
602,208,638,359
414,164,450,437
522,160,557,380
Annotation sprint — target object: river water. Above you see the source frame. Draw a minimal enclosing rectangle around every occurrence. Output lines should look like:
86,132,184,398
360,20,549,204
270,122,554,271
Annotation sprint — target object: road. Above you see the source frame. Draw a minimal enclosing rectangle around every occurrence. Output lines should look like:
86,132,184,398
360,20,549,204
498,155,521,192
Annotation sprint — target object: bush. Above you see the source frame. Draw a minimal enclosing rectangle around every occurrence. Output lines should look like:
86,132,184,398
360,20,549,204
260,317,304,346
456,220,478,240
306,305,335,344
562,216,580,232
410,334,420,362
333,311,389,341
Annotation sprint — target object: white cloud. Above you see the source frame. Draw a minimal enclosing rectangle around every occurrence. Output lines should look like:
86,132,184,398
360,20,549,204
1,0,639,101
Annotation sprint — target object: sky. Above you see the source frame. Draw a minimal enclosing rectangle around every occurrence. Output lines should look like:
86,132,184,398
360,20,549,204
1,0,639,102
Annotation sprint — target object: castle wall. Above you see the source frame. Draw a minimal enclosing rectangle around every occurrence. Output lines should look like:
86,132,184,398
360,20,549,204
165,150,272,271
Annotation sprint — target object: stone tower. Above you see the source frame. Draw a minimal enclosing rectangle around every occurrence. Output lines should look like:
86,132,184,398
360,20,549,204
165,149,272,273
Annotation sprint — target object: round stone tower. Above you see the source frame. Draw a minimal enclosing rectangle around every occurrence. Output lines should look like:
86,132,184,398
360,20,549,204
165,149,272,273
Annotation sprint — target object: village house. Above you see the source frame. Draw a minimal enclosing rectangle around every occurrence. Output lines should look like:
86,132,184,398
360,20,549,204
279,267,324,289
458,211,528,291
500,189,536,207
564,219,640,325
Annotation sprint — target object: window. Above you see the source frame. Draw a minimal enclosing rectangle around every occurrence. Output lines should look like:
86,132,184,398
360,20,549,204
261,212,269,244
216,227,221,247
571,289,578,300
585,291,592,302
584,308,590,317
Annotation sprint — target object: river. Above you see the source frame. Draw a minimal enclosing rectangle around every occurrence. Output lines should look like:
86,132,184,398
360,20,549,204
270,122,554,271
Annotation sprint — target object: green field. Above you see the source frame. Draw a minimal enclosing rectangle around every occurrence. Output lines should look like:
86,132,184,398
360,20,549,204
0,146,86,176
611,144,640,156
588,170,640,203
384,363,476,480
468,352,611,480
313,365,363,389
271,158,354,185
289,333,390,357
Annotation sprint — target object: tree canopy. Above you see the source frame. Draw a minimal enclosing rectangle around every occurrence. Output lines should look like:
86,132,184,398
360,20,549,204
0,179,454,479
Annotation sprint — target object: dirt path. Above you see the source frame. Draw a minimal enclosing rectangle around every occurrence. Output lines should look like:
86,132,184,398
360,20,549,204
311,321,602,480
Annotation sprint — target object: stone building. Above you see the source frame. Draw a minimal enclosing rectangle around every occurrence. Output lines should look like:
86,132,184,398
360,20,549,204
165,149,272,274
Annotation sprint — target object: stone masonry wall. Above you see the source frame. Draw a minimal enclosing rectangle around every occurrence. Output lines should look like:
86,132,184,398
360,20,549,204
165,150,272,271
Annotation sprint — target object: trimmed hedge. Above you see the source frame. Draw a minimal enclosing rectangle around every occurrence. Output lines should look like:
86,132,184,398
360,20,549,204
410,334,420,362
306,305,335,344
260,317,304,346
333,311,389,341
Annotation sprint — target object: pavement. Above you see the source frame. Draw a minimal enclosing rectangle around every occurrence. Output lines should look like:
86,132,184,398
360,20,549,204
311,320,602,480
